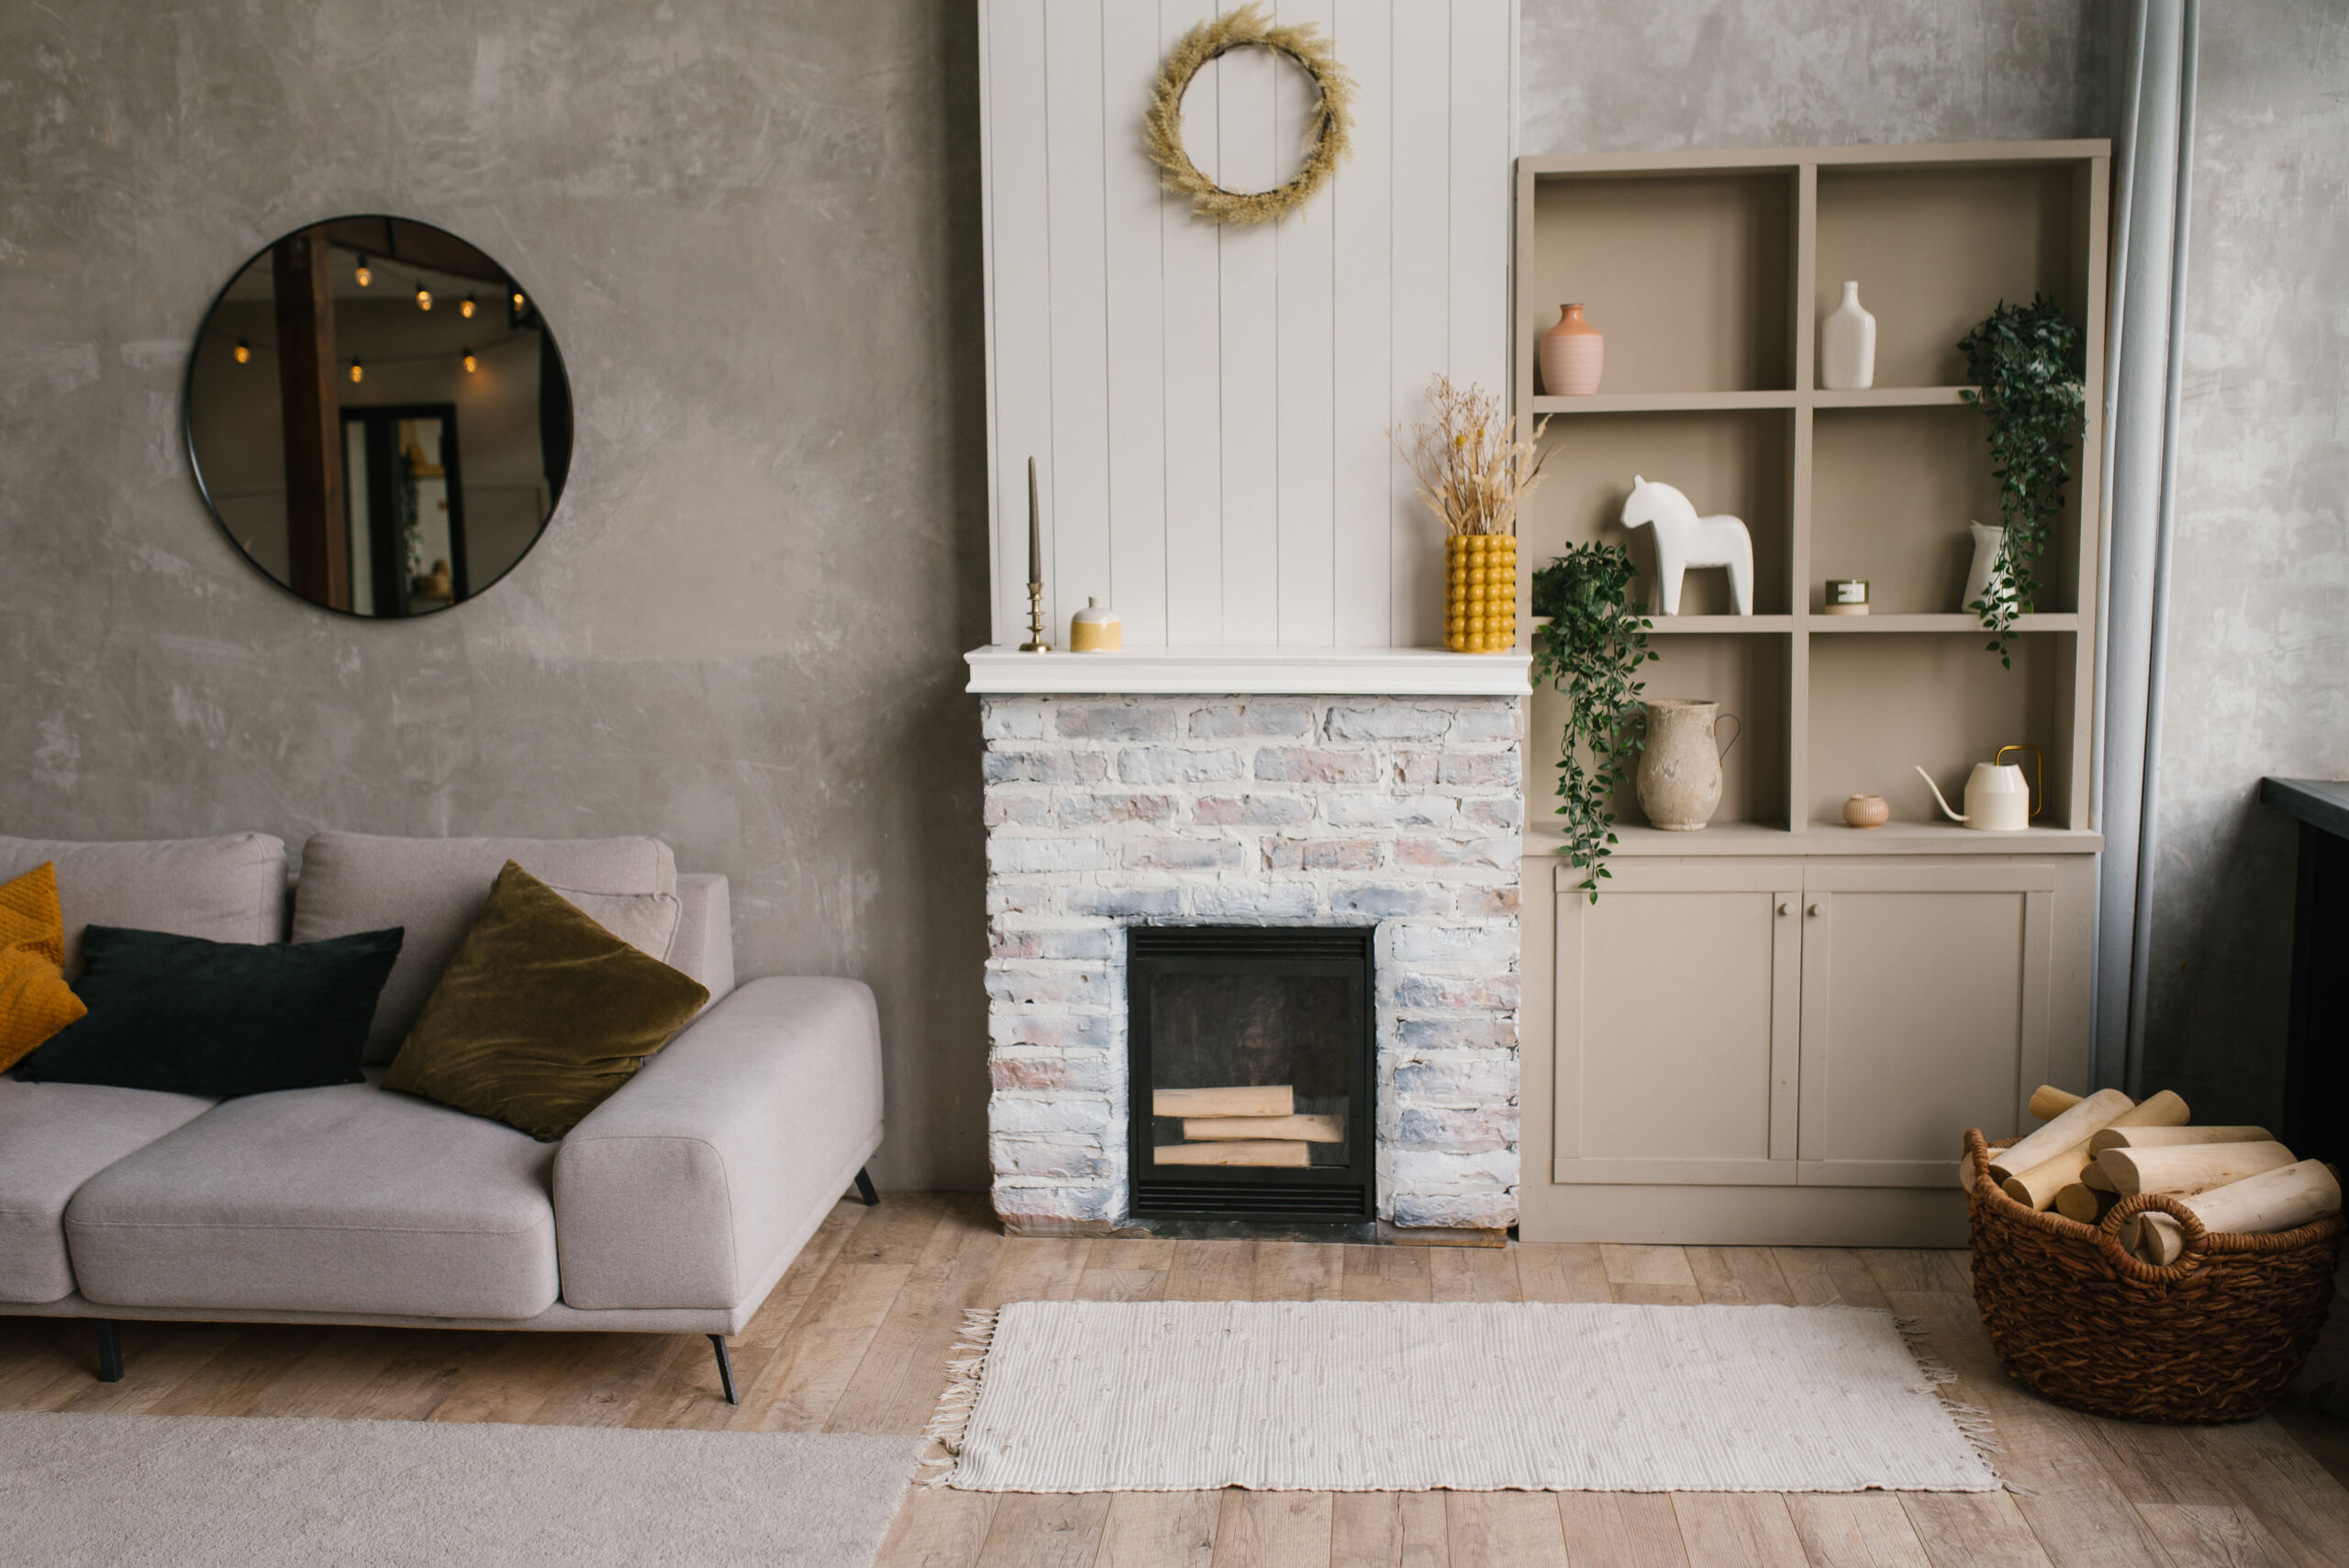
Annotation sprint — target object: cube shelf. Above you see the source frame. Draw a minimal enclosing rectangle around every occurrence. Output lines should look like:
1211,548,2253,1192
1514,141,2110,841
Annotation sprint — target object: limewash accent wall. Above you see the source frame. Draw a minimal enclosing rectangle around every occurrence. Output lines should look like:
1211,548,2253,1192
979,0,1515,651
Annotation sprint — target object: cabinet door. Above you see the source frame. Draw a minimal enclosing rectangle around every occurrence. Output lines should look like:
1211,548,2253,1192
1553,862,1801,1184
1796,862,2055,1187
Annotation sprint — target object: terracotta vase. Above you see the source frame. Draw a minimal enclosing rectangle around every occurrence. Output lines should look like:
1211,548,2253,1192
1635,698,1738,830
1443,534,1517,652
1538,304,1604,396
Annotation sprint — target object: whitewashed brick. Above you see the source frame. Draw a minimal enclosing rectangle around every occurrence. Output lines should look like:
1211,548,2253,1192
1192,794,1313,827
1322,794,1457,828
990,1095,1113,1135
1119,747,1246,784
1397,1105,1519,1152
1057,793,1177,827
1065,886,1184,918
982,706,1047,740
1056,704,1178,740
985,966,1110,1006
1330,884,1454,918
1393,1149,1520,1189
1393,1053,1519,1100
1190,702,1314,738
1122,835,1245,871
1397,1016,1517,1051
985,750,1109,784
1254,747,1378,784
1392,1191,1517,1229
989,1011,1117,1049
1190,884,1319,921
990,1050,1116,1093
987,837,1110,873
1390,925,1518,964
1326,706,1453,741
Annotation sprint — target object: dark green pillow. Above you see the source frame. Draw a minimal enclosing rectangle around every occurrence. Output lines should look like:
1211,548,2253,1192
21,925,404,1096
383,861,709,1141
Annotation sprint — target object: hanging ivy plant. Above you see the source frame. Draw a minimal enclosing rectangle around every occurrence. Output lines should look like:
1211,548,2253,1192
1531,544,1655,902
1957,295,2087,668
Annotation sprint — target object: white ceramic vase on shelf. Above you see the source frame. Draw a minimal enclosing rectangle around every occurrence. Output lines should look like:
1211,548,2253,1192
1820,281,1876,390
1962,521,2009,613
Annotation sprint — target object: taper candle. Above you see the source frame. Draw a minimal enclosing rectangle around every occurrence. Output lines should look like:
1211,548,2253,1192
1026,457,1041,587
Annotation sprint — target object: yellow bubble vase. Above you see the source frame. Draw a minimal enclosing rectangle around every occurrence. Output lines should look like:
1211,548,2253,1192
1443,533,1518,652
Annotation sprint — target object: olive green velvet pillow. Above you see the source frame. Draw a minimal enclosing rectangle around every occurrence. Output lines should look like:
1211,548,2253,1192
383,861,710,1141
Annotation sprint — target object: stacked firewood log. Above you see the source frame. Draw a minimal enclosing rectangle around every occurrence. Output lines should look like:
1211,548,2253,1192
1994,1085,2343,1265
1152,1086,1341,1167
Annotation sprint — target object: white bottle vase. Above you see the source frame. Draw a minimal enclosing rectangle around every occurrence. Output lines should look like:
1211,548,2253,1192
1962,521,2009,612
1820,281,1876,390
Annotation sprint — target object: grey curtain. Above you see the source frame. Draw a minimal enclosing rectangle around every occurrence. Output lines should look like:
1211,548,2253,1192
2093,0,2200,1092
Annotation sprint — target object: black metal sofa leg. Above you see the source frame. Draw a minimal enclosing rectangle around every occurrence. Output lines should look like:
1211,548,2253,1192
94,1319,124,1383
853,1166,879,1207
709,1334,739,1405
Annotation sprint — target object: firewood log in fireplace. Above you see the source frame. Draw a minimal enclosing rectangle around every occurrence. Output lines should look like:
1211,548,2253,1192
1181,1113,1345,1143
1152,1086,1294,1118
1153,1140,1310,1167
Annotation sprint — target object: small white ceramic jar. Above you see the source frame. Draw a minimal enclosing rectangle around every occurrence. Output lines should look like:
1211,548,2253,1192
1069,597,1122,652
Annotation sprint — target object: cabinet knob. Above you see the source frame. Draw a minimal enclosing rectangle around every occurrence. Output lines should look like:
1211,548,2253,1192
1807,903,1822,917
1777,902,1791,916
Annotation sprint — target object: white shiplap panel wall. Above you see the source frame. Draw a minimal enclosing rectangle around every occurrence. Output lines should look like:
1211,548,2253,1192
1216,45,1283,645
981,0,1511,649
1275,0,1338,646
1330,0,1395,647
1159,0,1223,644
1043,0,1111,639
1101,6,1170,648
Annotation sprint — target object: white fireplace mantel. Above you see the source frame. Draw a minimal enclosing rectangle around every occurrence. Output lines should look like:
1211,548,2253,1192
963,646,1533,697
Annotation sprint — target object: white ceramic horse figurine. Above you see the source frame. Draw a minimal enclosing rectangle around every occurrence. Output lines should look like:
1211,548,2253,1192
1620,475,1754,616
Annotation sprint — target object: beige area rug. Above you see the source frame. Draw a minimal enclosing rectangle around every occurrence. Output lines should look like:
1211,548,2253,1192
1,1411,918,1568
930,1300,2004,1495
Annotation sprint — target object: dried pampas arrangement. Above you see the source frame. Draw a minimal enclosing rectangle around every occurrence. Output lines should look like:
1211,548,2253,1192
1146,4,1354,227
1395,374,1551,537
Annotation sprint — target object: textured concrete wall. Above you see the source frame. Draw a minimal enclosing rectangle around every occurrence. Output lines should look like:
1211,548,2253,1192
981,695,1524,1232
0,2,993,1190
2141,0,2349,1123
1520,1,2109,156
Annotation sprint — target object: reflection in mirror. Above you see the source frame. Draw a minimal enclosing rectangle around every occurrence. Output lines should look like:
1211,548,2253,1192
185,217,573,617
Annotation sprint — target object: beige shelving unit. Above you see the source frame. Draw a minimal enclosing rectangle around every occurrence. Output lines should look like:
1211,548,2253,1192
1514,139,2110,845
1511,141,2111,1247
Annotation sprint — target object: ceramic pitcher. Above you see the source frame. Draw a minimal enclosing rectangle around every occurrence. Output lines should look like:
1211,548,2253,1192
1636,699,1741,831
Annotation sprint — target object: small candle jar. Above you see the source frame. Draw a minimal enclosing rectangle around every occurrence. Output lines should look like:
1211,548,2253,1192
1823,578,1870,616
1069,597,1122,652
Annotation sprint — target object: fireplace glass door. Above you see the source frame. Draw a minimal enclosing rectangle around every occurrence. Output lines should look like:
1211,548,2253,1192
1128,926,1374,1221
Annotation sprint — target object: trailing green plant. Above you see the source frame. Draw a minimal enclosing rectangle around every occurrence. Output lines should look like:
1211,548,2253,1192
1531,543,1655,901
1957,295,2087,667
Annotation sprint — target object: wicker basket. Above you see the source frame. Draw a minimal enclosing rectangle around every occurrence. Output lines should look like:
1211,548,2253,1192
1964,1129,2344,1422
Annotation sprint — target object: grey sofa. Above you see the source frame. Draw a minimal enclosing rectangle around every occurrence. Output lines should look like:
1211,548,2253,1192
0,830,885,1403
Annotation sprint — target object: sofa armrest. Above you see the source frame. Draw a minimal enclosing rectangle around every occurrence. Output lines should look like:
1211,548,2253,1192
551,976,884,1311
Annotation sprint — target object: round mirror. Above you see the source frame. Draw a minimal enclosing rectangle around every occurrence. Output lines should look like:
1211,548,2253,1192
185,217,573,617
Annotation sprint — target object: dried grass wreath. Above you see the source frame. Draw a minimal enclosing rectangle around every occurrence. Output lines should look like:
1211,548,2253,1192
1145,4,1354,227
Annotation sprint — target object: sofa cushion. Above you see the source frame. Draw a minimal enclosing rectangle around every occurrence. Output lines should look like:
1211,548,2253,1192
0,1078,216,1304
0,834,288,975
0,943,85,1072
0,861,67,967
292,832,675,1062
21,925,403,1096
384,863,708,1141
670,874,735,1003
64,1080,559,1319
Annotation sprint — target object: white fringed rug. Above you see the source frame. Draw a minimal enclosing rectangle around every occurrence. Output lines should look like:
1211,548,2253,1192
930,1300,2003,1494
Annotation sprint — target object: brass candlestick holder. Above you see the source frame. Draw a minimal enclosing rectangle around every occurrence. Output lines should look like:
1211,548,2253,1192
1020,581,1052,653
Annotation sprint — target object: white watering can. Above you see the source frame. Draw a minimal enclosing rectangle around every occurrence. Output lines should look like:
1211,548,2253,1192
1916,744,2042,832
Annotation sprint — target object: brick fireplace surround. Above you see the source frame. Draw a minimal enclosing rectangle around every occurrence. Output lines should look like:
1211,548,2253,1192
970,653,1531,1236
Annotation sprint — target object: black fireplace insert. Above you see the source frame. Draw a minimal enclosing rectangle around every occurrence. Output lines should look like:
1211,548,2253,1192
1127,925,1375,1223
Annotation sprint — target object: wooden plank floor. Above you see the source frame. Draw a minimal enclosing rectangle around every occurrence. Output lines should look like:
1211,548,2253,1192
3,1193,2343,1567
